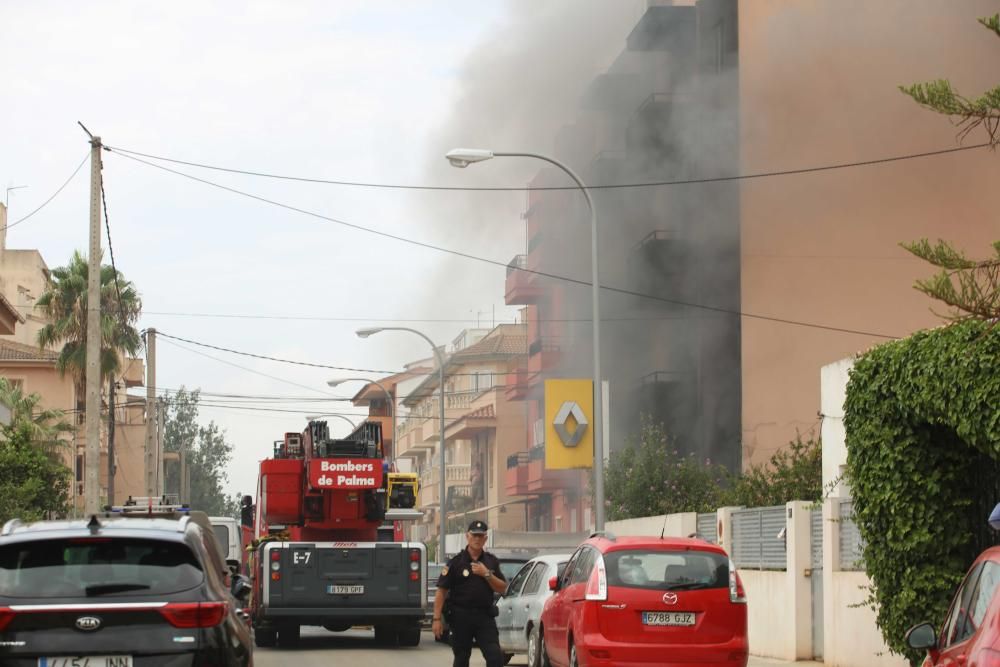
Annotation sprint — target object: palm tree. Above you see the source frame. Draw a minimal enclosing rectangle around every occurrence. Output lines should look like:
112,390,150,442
0,377,74,455
35,250,142,504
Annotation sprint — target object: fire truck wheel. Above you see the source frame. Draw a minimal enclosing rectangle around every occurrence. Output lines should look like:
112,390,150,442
374,624,397,646
277,624,300,646
398,623,422,647
254,627,276,648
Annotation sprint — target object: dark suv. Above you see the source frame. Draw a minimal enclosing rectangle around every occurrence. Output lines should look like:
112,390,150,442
0,511,253,666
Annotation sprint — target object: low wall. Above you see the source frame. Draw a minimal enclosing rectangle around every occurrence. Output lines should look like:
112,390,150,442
825,571,906,667
741,569,795,660
607,512,696,537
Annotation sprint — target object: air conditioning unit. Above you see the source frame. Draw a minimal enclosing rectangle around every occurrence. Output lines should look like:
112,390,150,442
532,419,545,448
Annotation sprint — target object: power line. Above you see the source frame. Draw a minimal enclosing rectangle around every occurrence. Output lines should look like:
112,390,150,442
105,142,991,192
101,174,131,337
3,152,90,230
112,151,901,339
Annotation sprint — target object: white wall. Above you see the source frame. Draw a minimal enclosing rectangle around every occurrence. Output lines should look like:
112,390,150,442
821,357,854,498
826,571,906,667
606,512,696,538
741,570,793,659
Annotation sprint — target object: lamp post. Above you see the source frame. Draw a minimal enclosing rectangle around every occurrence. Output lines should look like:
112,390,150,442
328,377,396,465
304,413,357,430
446,148,606,531
357,326,447,560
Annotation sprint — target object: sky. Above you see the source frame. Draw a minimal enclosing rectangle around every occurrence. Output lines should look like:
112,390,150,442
0,0,644,499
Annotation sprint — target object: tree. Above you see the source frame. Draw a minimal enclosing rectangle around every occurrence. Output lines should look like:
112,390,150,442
900,14,1000,146
35,249,142,505
604,417,730,521
161,388,240,517
724,434,822,508
0,379,74,523
0,377,75,455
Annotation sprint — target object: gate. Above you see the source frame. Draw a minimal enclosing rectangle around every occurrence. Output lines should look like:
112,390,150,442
810,509,824,659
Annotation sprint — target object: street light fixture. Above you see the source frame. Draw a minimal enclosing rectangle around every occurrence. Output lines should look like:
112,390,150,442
357,326,447,560
446,147,607,531
328,377,396,466
304,413,357,430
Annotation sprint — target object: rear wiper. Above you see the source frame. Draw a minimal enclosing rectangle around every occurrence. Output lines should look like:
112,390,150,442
664,582,713,591
85,583,151,596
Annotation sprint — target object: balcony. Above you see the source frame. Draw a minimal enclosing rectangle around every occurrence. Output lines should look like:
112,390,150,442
629,230,689,311
505,447,583,496
419,465,472,508
527,339,561,382
505,254,544,305
627,5,696,57
505,366,531,402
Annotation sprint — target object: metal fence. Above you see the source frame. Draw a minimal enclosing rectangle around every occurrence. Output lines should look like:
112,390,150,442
696,512,717,544
810,509,824,569
838,500,865,571
732,506,787,570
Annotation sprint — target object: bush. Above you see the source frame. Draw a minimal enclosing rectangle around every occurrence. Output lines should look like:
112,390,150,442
725,435,822,507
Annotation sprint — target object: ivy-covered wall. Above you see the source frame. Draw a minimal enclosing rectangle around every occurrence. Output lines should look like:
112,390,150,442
844,320,1000,663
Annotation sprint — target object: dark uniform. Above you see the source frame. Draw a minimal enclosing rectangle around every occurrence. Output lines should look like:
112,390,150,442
437,521,507,667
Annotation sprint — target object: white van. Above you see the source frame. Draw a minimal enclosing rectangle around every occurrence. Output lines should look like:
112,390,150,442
209,516,241,572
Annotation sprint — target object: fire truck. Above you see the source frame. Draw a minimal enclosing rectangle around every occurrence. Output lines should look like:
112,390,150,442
242,420,424,648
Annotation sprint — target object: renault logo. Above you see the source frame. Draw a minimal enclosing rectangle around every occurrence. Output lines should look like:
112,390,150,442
75,616,102,631
552,401,588,447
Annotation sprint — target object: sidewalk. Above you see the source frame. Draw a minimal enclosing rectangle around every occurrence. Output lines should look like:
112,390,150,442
749,658,824,667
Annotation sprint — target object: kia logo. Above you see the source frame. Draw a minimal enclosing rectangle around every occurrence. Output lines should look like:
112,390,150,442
662,592,678,605
75,616,102,631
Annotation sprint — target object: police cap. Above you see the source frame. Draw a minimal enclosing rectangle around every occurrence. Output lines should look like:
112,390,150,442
468,520,489,534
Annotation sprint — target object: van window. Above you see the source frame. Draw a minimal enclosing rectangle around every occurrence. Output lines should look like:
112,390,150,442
0,538,204,599
605,549,728,591
212,524,230,557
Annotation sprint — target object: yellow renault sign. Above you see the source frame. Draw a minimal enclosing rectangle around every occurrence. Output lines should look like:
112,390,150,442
544,379,594,469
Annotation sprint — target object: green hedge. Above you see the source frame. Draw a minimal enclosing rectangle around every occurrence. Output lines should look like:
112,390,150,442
844,320,1000,663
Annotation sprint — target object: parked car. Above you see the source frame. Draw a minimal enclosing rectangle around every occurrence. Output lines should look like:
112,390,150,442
906,505,1000,666
0,511,253,666
498,554,572,667
426,562,446,625
539,533,748,667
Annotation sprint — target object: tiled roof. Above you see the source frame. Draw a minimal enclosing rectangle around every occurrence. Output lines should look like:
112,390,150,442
0,292,25,324
0,339,58,362
452,324,527,360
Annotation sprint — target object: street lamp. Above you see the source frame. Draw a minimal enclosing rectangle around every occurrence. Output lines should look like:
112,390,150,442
357,326,448,560
328,377,396,465
304,413,357,430
446,147,607,531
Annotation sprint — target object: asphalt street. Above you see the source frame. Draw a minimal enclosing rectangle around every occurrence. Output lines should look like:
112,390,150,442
252,627,820,667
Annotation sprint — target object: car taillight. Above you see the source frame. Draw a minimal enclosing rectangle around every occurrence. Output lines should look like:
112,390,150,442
0,607,14,632
270,550,281,561
409,549,421,562
729,560,746,604
159,602,228,628
584,554,608,601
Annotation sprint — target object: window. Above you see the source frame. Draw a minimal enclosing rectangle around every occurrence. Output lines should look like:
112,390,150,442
0,377,24,391
604,549,728,591
971,561,1000,630
0,538,204,599
942,563,984,647
212,524,230,559
569,548,596,585
505,562,536,598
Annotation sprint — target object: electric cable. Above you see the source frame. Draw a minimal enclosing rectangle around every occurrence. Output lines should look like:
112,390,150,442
3,152,90,230
105,142,991,192
112,150,901,340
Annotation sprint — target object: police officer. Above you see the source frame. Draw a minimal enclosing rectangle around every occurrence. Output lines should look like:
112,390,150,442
432,520,507,667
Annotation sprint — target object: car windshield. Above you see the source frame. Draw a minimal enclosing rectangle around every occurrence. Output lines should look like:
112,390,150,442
500,561,528,581
0,537,204,599
605,549,728,591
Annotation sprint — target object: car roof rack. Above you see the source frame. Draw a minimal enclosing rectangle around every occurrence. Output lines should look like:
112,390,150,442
1,518,23,536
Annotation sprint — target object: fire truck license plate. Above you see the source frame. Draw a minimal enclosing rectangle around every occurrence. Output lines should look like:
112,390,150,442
327,584,364,595
642,611,695,626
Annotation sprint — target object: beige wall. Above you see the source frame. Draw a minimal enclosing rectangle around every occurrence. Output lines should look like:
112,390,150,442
0,247,50,349
738,0,1000,466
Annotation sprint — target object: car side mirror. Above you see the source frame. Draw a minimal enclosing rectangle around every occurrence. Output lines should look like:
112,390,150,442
548,576,559,591
232,575,252,602
905,622,937,651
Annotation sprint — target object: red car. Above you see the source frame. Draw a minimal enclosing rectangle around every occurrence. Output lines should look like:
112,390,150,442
539,533,748,667
906,545,1000,666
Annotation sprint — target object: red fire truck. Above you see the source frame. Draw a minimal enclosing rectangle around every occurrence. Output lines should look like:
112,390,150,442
242,420,424,648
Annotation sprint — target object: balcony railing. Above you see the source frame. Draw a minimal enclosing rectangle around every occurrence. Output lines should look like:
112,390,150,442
420,463,472,486
507,254,527,276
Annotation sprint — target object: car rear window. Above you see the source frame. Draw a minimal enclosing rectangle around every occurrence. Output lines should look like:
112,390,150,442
500,560,528,581
0,537,204,599
605,549,728,591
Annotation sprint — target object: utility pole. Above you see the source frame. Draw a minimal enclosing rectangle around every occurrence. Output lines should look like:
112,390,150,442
144,327,157,496
84,133,102,516
179,442,189,504
157,396,166,498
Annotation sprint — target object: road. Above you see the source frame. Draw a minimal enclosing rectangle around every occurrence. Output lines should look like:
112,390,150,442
252,627,820,667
